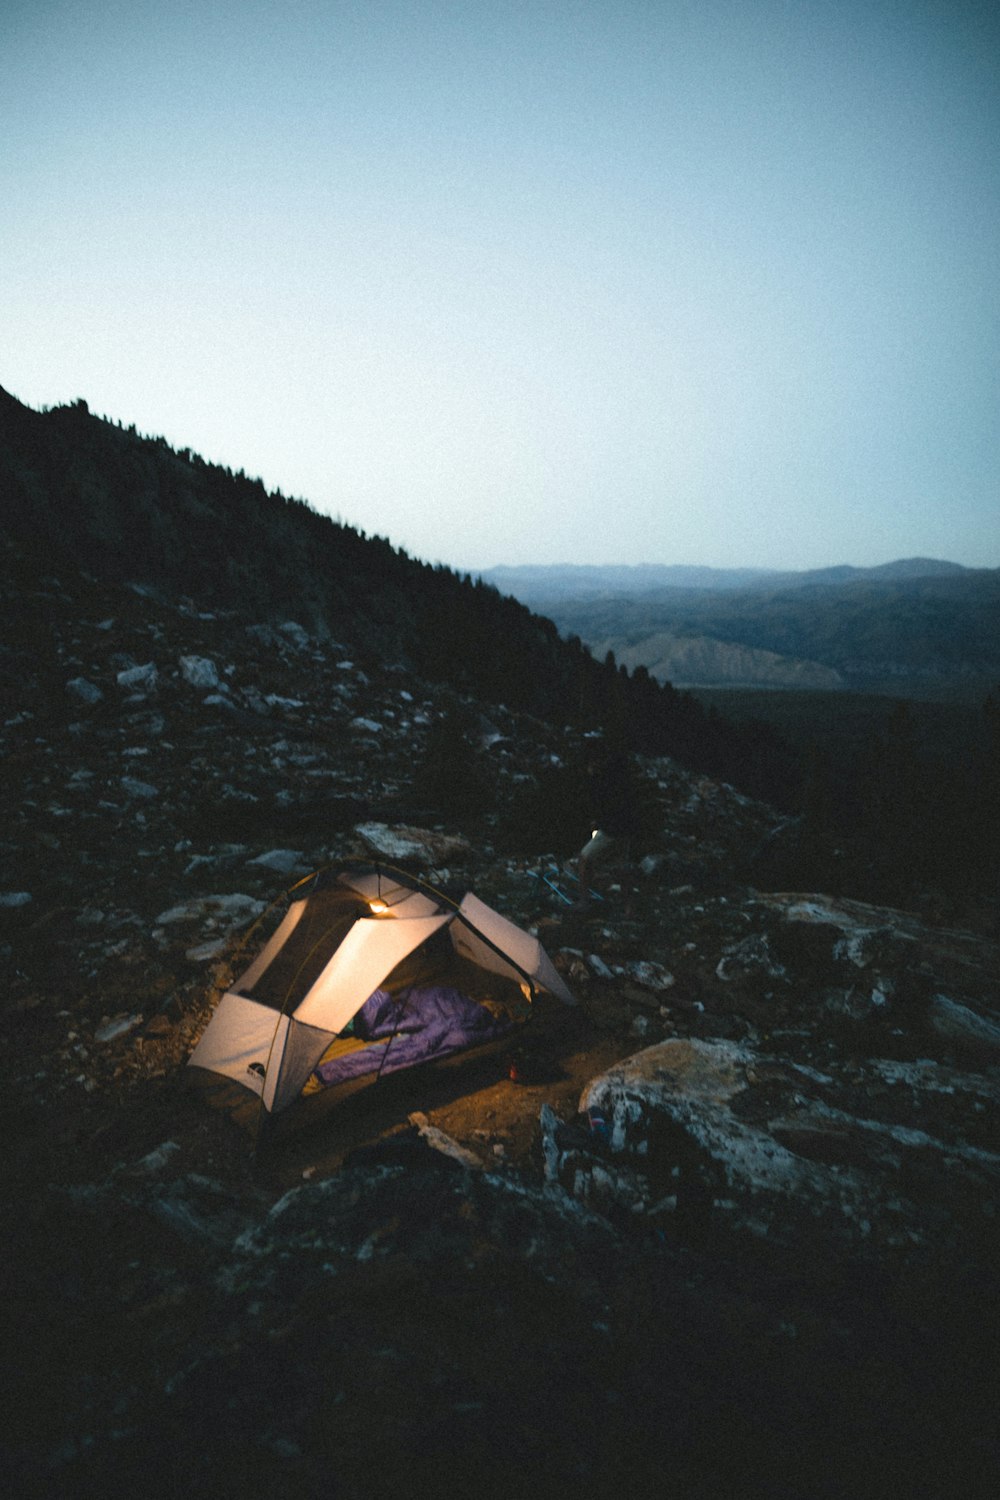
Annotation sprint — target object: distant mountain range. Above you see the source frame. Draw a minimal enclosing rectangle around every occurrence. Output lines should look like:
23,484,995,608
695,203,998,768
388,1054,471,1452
478,557,971,602
477,560,1000,700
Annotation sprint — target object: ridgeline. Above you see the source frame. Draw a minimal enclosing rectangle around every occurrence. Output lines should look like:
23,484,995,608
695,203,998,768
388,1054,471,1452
0,385,787,799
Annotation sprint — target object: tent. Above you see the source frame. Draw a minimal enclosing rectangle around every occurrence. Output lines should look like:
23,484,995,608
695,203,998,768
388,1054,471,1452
188,861,575,1133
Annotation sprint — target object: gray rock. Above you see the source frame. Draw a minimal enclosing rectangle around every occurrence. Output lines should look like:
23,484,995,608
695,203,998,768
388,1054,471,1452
248,848,305,875
279,621,311,650
121,776,159,799
355,823,472,863
179,655,220,689
715,933,786,983
626,959,675,990
116,662,158,691
587,953,615,980
66,676,103,703
408,1112,484,1170
0,890,32,908
95,1014,142,1043
185,938,227,962
929,994,1000,1051
126,1141,181,1176
156,893,265,928
578,1039,867,1227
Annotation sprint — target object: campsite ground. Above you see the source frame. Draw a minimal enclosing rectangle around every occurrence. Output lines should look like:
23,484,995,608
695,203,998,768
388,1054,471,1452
4,570,999,1498
8,875,1000,1500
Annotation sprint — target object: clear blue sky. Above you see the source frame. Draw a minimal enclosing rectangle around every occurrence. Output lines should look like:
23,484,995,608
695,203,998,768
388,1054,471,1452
3,0,998,570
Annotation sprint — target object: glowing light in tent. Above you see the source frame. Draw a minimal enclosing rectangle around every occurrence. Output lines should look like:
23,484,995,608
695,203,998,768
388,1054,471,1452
369,899,389,915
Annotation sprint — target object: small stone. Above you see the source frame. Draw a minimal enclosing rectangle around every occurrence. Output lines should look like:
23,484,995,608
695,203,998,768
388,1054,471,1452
67,676,103,703
248,849,305,875
143,1014,175,1037
587,954,614,980
156,893,266,927
279,621,311,649
185,939,227,962
121,776,159,799
0,891,32,908
130,1140,181,1174
95,1014,142,1043
627,960,675,990
116,662,158,692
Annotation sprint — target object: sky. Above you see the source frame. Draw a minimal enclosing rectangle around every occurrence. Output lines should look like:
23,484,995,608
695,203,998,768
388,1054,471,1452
3,0,998,571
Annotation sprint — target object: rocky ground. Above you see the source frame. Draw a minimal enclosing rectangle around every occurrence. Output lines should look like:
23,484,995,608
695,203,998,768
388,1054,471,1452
3,569,999,1497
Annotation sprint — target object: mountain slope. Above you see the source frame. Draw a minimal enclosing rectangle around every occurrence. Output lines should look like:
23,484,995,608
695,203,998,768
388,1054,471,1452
598,633,845,690
0,388,624,725
0,385,790,798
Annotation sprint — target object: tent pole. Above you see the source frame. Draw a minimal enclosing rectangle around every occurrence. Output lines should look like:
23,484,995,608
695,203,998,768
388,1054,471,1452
373,985,414,1084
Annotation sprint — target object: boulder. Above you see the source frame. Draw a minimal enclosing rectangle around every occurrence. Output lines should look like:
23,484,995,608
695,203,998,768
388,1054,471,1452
247,848,306,875
66,676,103,703
354,823,473,863
116,662,158,692
279,621,311,650
179,655,220,689
156,894,265,929
567,1032,1000,1245
929,994,1000,1052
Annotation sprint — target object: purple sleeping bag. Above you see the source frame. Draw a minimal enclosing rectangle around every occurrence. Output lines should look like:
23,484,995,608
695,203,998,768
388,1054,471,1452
312,983,516,1088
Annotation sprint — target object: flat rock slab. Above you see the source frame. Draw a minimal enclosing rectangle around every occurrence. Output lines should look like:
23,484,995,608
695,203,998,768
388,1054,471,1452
580,1037,842,1204
575,1036,1000,1243
355,822,473,863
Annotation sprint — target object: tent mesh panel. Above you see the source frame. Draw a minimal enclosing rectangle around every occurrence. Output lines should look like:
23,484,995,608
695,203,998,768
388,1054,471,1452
241,886,459,1015
243,887,365,1012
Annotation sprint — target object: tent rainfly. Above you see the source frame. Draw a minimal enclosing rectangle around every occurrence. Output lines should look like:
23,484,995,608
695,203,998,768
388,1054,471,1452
188,862,575,1127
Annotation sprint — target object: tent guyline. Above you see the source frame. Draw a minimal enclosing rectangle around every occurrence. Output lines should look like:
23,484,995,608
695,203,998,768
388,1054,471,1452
188,859,575,1140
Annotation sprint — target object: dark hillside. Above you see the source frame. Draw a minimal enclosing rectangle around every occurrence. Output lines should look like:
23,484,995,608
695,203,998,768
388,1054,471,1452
4,385,995,911
691,687,1000,911
691,688,986,765
0,385,791,804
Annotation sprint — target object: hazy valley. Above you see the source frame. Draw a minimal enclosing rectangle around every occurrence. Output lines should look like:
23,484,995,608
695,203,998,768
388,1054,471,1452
481,559,1000,702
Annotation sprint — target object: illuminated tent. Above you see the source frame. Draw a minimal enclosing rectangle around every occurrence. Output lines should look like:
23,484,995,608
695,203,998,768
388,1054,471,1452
188,861,575,1129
